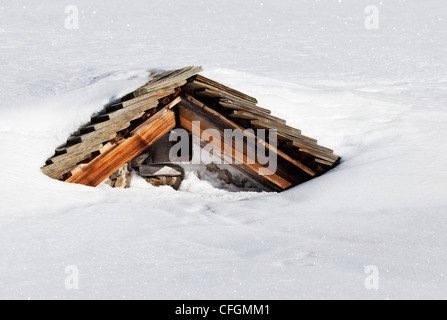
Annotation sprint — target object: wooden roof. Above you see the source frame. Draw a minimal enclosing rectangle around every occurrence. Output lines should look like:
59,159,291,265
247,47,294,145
41,66,340,192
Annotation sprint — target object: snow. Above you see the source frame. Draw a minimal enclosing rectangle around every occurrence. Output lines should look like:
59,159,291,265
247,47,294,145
1,0,447,299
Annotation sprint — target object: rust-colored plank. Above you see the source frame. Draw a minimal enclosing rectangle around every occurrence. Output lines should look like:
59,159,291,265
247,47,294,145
66,108,177,187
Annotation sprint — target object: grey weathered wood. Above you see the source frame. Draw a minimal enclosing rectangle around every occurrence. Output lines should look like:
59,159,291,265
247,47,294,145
186,80,258,105
47,143,104,165
107,88,177,112
42,144,103,179
188,87,260,109
218,99,271,114
191,74,258,104
92,99,159,123
79,111,145,135
227,110,286,124
139,165,183,177
58,132,117,156
68,121,131,145
128,66,203,99
284,141,340,163
250,119,302,136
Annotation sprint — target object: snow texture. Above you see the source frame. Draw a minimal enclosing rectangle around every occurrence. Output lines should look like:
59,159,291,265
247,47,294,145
0,0,447,299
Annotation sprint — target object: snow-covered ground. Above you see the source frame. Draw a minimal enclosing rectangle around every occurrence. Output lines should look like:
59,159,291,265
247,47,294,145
1,0,447,299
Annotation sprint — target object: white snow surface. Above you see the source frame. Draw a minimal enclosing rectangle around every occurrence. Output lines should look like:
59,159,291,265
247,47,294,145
1,0,447,299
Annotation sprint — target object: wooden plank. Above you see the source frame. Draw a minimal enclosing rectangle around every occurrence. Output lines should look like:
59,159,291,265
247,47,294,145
107,88,177,112
279,132,332,155
314,158,335,166
192,74,258,104
66,108,177,187
78,111,145,135
250,119,302,137
129,66,203,98
79,89,171,136
187,86,261,108
58,132,117,155
42,143,102,179
250,119,322,147
219,99,271,114
68,121,130,145
47,143,104,166
91,99,159,123
139,165,183,177
186,80,258,105
227,110,286,124
53,98,180,172
179,96,316,191
284,141,340,163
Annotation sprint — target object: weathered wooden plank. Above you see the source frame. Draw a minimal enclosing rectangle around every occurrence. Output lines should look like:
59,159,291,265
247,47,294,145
107,88,177,112
129,66,203,98
79,111,145,135
68,121,131,145
179,96,316,191
284,141,340,164
58,98,180,159
139,165,183,177
91,99,159,123
314,158,335,166
66,108,177,187
250,119,322,148
279,133,333,157
42,142,103,179
187,85,261,108
227,110,286,124
218,99,271,114
187,79,258,105
59,132,117,155
192,74,258,104
47,143,104,166
250,119,302,137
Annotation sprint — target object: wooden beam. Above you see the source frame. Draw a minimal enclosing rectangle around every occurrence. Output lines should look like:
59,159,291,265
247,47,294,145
106,89,176,112
66,107,177,187
127,66,203,99
186,79,258,105
190,74,258,104
227,110,286,124
284,141,340,164
218,98,271,114
191,88,259,107
91,99,159,123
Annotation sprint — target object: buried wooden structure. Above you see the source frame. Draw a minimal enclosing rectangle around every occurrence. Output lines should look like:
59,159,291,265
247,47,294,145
41,66,341,192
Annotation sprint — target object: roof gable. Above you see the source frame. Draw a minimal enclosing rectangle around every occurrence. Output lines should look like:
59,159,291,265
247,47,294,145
42,66,340,192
